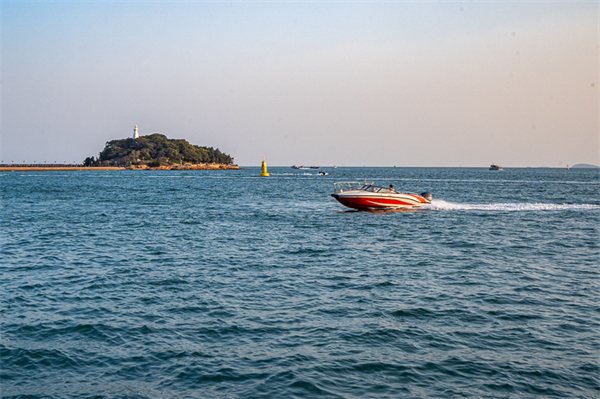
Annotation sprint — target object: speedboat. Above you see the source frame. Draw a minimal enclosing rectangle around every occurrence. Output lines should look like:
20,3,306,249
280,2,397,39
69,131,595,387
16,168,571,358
331,182,432,210
489,164,503,171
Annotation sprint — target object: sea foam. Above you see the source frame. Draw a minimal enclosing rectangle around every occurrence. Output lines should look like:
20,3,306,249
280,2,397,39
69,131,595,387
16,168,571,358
425,199,600,211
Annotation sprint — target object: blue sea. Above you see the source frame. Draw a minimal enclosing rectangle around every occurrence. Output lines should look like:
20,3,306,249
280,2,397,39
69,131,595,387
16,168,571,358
1,167,599,398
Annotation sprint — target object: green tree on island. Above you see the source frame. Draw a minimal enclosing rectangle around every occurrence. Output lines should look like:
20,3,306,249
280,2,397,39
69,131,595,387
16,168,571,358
85,134,234,166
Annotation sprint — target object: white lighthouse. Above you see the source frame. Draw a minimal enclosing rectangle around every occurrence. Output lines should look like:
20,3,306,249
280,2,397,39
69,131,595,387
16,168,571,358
133,125,139,139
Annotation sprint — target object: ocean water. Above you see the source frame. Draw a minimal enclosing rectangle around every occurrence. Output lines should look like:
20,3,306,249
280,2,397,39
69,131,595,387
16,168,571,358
1,167,598,399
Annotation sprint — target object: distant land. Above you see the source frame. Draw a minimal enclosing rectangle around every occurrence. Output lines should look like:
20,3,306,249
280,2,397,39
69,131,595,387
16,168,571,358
571,163,599,169
524,164,599,169
84,134,237,170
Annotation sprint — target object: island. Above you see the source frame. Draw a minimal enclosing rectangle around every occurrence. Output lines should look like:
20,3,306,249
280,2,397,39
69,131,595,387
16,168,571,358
570,163,599,169
84,134,238,170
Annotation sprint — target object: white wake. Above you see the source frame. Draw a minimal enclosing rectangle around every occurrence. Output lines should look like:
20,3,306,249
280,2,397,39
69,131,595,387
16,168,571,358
425,199,600,211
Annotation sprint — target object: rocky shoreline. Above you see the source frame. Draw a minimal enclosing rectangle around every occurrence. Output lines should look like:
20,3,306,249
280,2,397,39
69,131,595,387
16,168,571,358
129,163,239,170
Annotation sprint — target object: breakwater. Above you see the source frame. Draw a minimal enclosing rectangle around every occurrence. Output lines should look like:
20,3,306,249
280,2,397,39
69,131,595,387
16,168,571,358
0,163,238,171
0,165,126,171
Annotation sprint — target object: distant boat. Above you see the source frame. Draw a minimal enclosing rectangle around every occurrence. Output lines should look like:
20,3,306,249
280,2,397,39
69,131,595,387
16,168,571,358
292,165,320,169
567,164,570,170
489,164,503,171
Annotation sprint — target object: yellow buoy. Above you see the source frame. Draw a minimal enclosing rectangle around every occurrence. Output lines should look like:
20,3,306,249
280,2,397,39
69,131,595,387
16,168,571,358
260,156,270,177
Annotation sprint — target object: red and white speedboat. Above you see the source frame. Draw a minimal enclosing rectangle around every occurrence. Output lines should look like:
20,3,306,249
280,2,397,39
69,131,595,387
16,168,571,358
331,182,432,210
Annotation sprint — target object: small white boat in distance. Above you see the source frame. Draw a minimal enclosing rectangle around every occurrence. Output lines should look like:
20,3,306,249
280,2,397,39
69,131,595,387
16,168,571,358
331,182,432,210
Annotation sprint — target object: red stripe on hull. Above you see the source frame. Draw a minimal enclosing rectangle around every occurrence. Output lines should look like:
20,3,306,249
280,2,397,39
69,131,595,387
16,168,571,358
332,194,427,210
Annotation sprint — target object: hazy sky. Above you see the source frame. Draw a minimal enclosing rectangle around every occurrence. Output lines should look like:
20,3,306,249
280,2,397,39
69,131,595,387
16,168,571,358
1,1,598,167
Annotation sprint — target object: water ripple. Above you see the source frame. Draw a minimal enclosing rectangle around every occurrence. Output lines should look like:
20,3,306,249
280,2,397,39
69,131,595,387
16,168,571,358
1,168,598,398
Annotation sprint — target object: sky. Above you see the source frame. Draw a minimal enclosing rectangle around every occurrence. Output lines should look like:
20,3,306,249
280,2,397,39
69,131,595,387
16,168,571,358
1,0,598,167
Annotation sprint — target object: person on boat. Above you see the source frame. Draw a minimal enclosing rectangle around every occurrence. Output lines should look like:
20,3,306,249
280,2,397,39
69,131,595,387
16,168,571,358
389,184,396,193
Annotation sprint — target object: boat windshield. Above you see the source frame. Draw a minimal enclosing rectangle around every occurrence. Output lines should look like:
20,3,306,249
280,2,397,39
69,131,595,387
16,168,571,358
361,184,396,193
334,182,397,194
333,182,363,193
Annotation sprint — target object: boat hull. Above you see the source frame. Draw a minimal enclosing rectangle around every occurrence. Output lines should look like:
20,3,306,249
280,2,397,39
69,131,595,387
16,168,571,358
331,192,429,210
